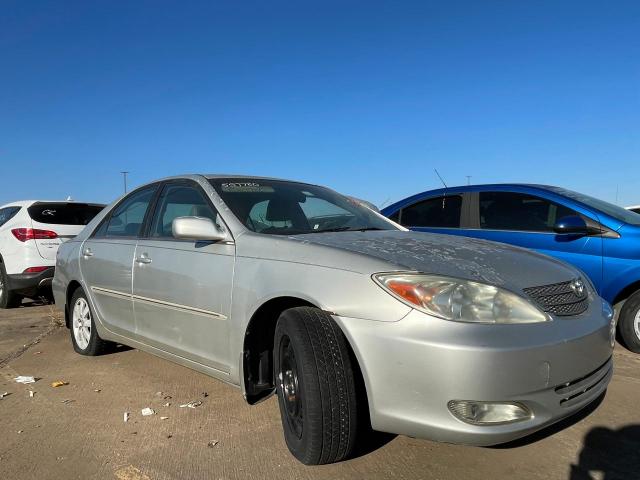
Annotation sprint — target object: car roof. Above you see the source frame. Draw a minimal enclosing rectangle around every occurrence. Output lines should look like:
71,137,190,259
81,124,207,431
382,183,563,212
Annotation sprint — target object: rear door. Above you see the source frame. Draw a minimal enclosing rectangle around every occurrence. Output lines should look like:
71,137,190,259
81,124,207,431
132,180,234,373
464,190,604,290
393,194,467,235
27,202,104,260
79,186,158,337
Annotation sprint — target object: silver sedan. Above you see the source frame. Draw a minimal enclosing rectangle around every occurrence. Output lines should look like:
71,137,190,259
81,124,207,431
53,175,615,465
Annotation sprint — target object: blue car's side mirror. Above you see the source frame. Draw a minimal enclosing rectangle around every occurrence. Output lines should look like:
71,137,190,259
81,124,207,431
553,215,589,235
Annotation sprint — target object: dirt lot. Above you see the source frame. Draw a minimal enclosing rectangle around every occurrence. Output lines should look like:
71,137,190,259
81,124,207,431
1,304,639,480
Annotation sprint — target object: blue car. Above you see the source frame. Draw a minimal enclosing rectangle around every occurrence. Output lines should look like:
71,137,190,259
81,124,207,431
382,184,640,352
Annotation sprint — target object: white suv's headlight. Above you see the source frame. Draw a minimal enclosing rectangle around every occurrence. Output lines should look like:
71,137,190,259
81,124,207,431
373,273,549,324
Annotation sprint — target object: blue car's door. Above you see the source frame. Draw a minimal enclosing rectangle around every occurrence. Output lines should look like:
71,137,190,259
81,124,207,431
393,192,467,236
459,190,604,292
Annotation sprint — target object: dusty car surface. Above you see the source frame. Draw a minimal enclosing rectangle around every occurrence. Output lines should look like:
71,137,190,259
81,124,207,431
53,175,615,465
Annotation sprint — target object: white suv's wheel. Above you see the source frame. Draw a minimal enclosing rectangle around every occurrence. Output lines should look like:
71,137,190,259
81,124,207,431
0,262,21,309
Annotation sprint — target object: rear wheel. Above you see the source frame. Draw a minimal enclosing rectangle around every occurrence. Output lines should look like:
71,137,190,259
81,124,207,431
70,287,111,355
0,263,21,309
274,307,359,465
619,291,640,353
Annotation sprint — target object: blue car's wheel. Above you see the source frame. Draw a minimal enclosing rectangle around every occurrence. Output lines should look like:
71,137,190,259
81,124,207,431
619,290,640,353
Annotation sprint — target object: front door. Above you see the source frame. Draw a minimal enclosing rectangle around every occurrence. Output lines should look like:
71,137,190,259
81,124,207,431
464,191,604,292
132,181,234,374
79,185,158,336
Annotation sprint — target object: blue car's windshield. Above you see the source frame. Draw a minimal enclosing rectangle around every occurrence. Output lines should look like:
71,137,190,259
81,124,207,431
209,178,396,235
548,187,640,226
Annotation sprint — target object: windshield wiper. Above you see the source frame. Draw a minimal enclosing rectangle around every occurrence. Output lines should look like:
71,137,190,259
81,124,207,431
302,226,386,234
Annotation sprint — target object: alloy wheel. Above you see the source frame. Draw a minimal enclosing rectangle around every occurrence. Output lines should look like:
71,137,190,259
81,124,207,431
72,297,92,350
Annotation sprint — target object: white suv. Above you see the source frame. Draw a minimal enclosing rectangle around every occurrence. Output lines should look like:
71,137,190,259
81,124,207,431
0,200,104,308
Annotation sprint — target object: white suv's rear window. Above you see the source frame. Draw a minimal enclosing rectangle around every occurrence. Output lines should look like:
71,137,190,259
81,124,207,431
27,203,104,226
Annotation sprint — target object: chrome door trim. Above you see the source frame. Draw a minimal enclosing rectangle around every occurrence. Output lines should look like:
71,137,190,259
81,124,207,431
90,286,227,320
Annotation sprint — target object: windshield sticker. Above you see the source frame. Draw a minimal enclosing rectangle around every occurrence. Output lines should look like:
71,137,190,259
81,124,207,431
221,183,274,193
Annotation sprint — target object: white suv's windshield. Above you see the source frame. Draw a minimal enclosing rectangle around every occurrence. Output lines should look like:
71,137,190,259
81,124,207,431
209,178,395,235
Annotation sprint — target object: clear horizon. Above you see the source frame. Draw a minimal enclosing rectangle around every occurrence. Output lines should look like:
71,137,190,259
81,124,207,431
1,1,638,208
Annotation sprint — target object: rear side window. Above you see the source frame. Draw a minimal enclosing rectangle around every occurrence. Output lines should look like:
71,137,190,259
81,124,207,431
96,186,157,238
0,207,20,227
28,203,103,226
631,208,640,215
399,195,462,228
479,192,578,232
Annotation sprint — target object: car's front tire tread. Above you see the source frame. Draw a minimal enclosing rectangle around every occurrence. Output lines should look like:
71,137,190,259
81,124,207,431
274,307,358,465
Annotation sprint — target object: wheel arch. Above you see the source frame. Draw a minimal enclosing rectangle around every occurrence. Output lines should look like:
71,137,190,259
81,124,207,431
241,296,368,410
64,280,83,329
612,279,640,309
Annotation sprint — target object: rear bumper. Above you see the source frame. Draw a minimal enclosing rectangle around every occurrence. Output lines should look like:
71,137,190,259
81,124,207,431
333,298,615,446
7,267,55,297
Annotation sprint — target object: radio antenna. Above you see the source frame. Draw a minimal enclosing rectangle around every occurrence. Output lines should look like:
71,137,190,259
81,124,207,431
434,169,448,189
434,169,449,208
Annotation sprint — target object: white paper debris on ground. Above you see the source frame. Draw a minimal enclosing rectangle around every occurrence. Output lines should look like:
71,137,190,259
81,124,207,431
29,391,35,398
207,440,219,448
141,407,155,416
179,400,202,409
163,402,171,407
124,412,130,423
14,376,35,384
160,416,169,420
0,392,9,399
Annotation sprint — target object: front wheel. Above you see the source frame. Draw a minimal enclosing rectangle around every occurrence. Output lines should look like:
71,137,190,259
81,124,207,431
274,307,359,465
619,291,640,353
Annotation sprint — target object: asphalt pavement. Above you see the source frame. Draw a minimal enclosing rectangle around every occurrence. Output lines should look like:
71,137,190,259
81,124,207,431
1,303,639,480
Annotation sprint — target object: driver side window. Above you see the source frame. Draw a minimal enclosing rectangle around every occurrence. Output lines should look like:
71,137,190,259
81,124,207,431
149,184,218,239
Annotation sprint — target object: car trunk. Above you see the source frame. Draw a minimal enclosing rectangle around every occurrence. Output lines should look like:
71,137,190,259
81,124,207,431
27,202,104,260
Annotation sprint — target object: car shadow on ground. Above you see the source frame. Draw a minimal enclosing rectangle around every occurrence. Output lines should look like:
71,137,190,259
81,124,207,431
569,424,640,480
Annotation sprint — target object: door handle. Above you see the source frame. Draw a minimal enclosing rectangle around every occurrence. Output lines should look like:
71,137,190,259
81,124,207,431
83,248,93,258
135,254,152,265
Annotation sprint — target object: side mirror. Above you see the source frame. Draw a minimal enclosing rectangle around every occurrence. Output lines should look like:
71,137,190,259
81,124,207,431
172,216,227,242
553,215,590,235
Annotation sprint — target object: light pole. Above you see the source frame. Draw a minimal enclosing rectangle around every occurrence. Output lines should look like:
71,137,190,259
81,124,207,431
120,171,129,194
466,175,471,185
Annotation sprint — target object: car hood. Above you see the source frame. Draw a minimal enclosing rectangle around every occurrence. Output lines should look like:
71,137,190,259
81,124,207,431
291,230,579,292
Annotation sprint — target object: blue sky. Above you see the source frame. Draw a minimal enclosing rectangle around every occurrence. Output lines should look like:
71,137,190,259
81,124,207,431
1,1,638,208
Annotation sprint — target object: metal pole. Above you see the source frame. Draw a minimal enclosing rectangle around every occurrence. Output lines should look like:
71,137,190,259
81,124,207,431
466,176,471,185
120,171,129,194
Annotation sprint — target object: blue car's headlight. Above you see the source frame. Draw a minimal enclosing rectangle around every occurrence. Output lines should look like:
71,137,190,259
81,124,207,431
373,273,549,324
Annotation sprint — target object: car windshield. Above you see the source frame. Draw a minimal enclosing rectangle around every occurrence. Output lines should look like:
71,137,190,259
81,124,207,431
547,187,640,226
209,178,396,235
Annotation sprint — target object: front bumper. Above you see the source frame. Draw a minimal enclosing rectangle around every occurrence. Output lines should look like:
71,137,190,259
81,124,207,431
333,298,614,446
7,267,55,297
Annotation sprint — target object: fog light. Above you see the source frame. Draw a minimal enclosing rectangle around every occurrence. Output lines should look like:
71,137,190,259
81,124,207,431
447,400,532,425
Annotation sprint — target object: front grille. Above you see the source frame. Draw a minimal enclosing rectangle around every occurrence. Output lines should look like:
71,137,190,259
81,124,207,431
523,278,589,316
554,358,612,408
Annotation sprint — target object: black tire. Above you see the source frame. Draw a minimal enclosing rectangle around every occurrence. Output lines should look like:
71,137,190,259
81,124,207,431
618,291,640,353
274,307,359,465
0,262,22,309
69,287,111,356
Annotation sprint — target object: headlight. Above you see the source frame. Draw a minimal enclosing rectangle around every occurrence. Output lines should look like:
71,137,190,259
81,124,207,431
373,273,549,324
